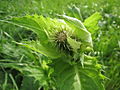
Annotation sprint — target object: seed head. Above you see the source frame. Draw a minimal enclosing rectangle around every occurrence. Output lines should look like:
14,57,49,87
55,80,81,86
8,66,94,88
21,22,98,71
55,31,67,43
54,30,73,56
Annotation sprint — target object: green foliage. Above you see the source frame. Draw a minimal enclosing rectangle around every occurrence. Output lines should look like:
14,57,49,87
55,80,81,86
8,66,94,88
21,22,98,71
0,12,104,90
0,0,119,90
84,12,102,34
0,63,47,86
0,14,94,58
53,59,104,90
21,76,40,90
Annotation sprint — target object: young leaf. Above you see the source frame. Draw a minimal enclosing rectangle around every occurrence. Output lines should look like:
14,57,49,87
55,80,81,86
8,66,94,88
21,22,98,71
83,12,102,34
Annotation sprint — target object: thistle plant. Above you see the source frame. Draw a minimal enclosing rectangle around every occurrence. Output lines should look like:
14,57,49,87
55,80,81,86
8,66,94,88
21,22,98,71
0,12,105,90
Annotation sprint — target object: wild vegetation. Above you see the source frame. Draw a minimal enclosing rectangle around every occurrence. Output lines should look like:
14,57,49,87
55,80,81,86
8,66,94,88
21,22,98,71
0,0,120,90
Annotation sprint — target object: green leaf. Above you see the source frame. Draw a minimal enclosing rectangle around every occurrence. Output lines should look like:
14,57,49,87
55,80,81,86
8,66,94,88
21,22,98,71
53,59,104,90
67,37,81,53
1,15,48,42
15,41,64,59
83,12,102,34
